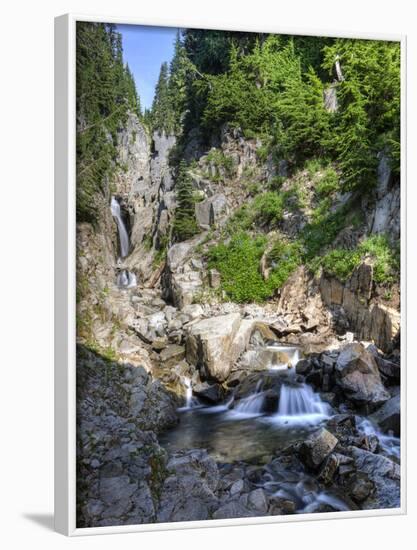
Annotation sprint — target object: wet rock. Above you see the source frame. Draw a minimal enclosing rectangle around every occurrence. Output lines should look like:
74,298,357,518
157,449,219,522
348,446,400,509
261,389,279,414
348,473,375,503
299,428,338,469
370,394,400,437
193,381,225,404
335,343,390,408
268,496,296,515
317,453,340,485
296,358,313,375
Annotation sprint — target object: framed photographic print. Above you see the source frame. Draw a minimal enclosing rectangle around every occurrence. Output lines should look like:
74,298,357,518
54,13,406,536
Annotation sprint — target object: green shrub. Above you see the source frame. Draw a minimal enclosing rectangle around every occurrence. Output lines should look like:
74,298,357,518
268,176,286,191
358,234,399,284
315,168,339,197
207,232,300,303
314,234,399,285
318,248,361,281
207,233,269,302
251,192,285,227
206,148,235,179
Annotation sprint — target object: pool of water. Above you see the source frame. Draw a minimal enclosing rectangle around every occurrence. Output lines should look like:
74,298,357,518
160,406,325,462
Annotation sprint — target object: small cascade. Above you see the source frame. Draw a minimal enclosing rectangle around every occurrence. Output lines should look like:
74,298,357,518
357,418,400,460
233,379,265,416
278,383,329,416
111,196,130,258
177,377,201,411
184,377,193,408
271,383,330,424
117,269,137,289
266,345,301,370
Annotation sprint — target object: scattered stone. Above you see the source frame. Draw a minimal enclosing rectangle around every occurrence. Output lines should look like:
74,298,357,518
317,453,339,484
299,428,338,469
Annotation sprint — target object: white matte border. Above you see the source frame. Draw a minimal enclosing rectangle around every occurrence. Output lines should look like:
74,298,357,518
54,13,407,536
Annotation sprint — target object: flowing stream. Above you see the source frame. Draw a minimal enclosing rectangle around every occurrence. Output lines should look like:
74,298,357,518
160,342,399,514
117,269,137,289
161,344,331,461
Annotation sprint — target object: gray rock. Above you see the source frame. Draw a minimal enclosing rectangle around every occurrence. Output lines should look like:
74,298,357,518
370,394,400,436
159,344,185,367
335,343,390,408
208,268,221,289
186,313,244,382
299,428,338,469
247,488,268,514
349,446,400,509
193,381,225,404
195,193,228,228
157,450,219,522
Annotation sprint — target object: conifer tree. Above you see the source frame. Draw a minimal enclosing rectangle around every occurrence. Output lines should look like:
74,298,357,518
151,62,175,133
168,30,189,132
172,161,198,242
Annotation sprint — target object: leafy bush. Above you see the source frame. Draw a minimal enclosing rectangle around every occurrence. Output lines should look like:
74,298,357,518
207,233,270,302
358,235,399,284
268,176,286,191
314,234,399,285
317,248,361,281
251,192,285,227
315,167,339,197
206,148,235,180
207,232,301,303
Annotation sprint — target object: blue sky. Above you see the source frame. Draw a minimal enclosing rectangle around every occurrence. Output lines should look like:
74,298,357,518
117,24,179,111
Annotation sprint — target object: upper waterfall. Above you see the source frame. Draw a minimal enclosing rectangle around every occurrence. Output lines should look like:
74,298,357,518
111,196,130,258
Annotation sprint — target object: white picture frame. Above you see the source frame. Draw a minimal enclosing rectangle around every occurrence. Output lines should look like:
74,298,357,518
54,13,407,536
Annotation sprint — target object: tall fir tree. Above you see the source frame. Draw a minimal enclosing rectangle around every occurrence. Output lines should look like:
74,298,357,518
151,62,175,133
172,161,198,242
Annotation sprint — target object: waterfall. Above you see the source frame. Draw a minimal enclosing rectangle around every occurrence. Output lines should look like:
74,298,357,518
233,379,265,417
263,383,330,425
278,384,329,417
265,345,301,370
111,196,130,258
184,377,193,408
234,392,265,415
117,269,137,289
177,377,202,411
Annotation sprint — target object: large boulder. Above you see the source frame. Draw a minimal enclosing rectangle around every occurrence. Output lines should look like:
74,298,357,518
335,343,390,408
299,428,338,469
157,450,219,522
186,313,250,382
